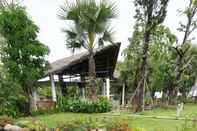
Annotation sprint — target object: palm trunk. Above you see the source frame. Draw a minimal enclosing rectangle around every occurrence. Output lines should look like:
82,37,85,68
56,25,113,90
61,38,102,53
132,30,151,112
88,50,97,100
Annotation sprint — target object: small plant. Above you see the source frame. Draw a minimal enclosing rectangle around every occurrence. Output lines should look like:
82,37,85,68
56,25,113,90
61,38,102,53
16,118,47,130
144,97,153,106
58,97,112,113
31,108,60,116
55,119,86,131
54,117,148,131
112,119,130,131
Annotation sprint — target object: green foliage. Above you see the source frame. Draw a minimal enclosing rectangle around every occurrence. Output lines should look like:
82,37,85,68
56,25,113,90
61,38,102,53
37,86,52,99
55,117,147,131
131,0,170,112
0,3,49,111
0,96,27,118
58,97,112,113
56,120,86,131
59,0,117,100
59,0,117,51
0,65,27,118
0,4,49,88
121,25,176,94
134,0,169,30
56,118,105,131
16,118,46,130
31,108,61,117
171,0,197,96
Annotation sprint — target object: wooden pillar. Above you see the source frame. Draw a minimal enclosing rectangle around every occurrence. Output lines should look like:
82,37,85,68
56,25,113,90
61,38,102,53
50,74,57,102
102,79,106,96
122,82,126,106
80,75,85,99
58,75,67,96
106,78,110,99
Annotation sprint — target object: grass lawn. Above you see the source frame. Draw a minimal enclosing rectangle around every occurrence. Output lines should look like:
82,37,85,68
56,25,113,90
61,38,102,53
17,104,197,131
138,103,197,118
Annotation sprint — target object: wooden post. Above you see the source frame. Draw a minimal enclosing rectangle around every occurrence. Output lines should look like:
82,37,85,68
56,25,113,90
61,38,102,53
102,79,106,96
50,74,57,102
122,82,126,106
58,75,67,96
80,75,85,99
106,78,110,99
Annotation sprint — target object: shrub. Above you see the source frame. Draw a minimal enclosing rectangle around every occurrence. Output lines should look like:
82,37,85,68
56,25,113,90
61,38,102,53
58,97,112,113
56,120,86,131
55,118,147,131
0,116,14,127
55,117,107,131
16,118,46,130
0,66,27,118
31,108,61,116
0,96,27,118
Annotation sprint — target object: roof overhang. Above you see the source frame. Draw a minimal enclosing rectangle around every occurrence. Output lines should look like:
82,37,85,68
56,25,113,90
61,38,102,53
46,43,121,78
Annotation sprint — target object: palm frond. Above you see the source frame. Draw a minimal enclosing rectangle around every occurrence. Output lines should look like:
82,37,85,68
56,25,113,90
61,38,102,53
58,0,79,21
102,28,115,43
63,28,83,52
98,0,118,21
59,0,117,51
98,27,114,46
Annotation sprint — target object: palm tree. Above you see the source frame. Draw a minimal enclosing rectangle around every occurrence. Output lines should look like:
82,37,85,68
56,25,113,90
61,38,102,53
58,0,117,100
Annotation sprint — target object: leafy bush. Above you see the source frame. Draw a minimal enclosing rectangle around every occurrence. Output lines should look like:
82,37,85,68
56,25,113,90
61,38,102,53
0,66,27,118
58,97,112,113
0,93,27,118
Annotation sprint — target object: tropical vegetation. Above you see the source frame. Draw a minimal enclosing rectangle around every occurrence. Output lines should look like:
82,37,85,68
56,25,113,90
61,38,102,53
58,0,117,100
0,0,197,130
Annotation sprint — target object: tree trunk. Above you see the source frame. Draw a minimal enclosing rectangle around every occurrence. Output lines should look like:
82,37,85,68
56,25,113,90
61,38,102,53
28,91,37,111
23,85,38,113
88,51,97,100
132,30,151,113
167,55,183,105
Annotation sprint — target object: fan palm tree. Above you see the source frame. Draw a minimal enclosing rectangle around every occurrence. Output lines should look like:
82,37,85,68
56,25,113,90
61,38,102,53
59,0,117,100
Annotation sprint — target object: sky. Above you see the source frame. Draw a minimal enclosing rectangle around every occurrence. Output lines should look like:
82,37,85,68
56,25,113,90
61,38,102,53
21,0,194,62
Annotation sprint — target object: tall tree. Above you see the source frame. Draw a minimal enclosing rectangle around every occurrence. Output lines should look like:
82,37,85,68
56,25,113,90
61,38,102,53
170,0,197,101
132,0,169,112
148,26,176,100
0,4,49,112
123,25,176,106
122,24,143,93
58,0,117,100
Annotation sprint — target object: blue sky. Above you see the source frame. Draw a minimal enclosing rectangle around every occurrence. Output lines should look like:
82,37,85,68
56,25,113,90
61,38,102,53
22,0,196,62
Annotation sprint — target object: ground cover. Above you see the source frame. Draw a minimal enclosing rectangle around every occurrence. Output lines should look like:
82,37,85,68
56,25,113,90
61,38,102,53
16,104,197,131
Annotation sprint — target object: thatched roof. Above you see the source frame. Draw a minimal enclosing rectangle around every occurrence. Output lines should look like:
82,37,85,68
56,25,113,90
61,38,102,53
46,43,121,78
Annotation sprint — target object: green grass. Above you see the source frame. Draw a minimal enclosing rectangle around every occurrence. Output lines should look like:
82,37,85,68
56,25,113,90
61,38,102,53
17,104,197,131
139,103,197,118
